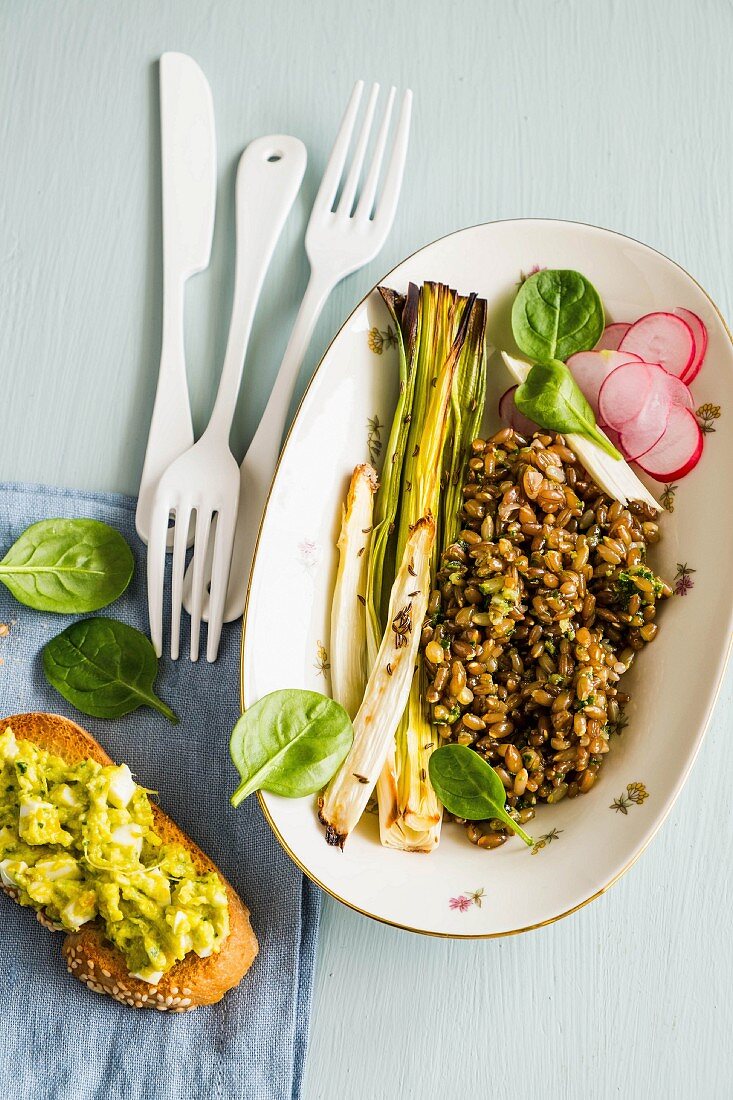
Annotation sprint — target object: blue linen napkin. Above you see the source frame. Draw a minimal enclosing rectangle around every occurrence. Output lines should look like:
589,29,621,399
0,483,320,1100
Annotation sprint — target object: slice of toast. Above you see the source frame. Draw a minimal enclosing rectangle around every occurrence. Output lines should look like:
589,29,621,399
1,712,258,1011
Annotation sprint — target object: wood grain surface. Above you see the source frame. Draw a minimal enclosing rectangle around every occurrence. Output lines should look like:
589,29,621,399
1,1,732,1097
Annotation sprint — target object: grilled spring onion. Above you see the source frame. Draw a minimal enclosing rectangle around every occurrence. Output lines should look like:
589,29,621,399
376,285,471,848
389,296,488,849
501,352,661,512
365,285,420,667
376,286,489,851
319,515,435,848
329,464,378,719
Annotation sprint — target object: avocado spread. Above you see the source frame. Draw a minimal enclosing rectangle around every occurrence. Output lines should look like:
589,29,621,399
0,727,229,984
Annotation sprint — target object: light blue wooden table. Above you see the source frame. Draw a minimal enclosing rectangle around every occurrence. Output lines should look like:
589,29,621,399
3,2,732,1096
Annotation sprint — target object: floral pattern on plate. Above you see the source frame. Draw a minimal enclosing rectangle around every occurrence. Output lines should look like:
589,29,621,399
314,641,330,677
297,538,320,572
674,563,696,596
366,414,383,465
449,888,485,912
367,324,398,355
516,263,546,286
696,402,721,435
610,782,649,814
531,828,563,855
660,483,678,512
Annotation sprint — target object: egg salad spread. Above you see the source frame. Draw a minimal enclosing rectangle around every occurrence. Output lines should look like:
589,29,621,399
0,727,229,984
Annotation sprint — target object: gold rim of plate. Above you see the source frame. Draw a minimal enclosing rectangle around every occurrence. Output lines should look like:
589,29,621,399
240,217,733,938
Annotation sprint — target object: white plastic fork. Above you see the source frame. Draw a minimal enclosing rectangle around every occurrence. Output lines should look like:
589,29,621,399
147,135,307,662
182,80,413,624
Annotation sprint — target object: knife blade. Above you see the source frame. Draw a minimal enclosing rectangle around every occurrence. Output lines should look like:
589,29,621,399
135,52,216,545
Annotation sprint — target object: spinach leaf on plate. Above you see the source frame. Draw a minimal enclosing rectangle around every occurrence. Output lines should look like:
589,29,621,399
512,269,604,364
43,617,177,722
230,689,353,806
428,743,533,845
515,359,621,459
0,519,134,613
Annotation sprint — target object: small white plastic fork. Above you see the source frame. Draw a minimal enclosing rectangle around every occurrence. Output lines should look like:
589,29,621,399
182,80,413,624
147,135,306,662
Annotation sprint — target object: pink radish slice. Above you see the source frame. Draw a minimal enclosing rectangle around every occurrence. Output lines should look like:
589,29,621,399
498,386,539,438
675,307,707,384
654,368,694,412
599,360,687,461
614,363,673,460
598,361,658,431
566,350,642,419
596,323,631,352
618,312,695,378
635,405,704,481
619,402,670,461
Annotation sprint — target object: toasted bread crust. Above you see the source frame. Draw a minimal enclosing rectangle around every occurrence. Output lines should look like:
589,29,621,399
1,713,258,1011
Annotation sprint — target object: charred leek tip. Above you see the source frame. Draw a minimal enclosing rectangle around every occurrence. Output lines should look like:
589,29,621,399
319,515,436,847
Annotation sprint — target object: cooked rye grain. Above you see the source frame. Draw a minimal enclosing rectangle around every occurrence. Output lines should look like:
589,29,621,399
422,428,670,847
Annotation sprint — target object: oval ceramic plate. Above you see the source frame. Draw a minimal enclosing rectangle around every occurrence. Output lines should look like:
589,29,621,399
242,219,733,936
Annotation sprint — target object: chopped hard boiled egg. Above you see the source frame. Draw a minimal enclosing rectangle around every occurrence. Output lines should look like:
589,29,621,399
107,764,136,809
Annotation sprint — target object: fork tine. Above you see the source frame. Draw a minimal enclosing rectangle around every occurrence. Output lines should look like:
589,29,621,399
372,89,412,229
206,509,237,662
169,504,192,661
336,82,379,216
147,498,171,658
188,510,214,662
355,86,396,220
313,80,364,213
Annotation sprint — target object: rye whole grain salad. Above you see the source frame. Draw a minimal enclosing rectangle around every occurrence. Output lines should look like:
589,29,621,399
229,270,712,853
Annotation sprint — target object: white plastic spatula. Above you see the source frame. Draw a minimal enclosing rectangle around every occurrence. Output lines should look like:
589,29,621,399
135,53,217,547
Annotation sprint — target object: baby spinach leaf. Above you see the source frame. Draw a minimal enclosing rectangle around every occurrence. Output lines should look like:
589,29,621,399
428,744,533,845
512,269,605,363
0,519,134,613
43,617,177,723
515,360,621,459
230,689,354,806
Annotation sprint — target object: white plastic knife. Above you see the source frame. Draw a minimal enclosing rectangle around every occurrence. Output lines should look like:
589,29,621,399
135,52,217,546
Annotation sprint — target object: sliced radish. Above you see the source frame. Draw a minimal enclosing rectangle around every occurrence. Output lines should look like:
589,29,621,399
498,386,539,438
654,369,694,412
675,307,707,384
619,403,670,461
635,405,703,481
613,364,671,461
598,361,659,431
566,350,642,419
618,312,695,378
596,322,631,352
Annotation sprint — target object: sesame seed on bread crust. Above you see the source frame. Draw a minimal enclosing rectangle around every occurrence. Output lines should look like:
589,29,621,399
1,713,258,1011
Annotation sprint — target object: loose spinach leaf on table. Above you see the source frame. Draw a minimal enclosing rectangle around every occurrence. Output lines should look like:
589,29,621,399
515,359,621,459
0,519,134,613
512,269,605,363
428,744,534,845
43,617,177,722
230,689,354,806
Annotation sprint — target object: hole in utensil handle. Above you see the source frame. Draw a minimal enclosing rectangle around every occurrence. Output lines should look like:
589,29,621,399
266,152,283,162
